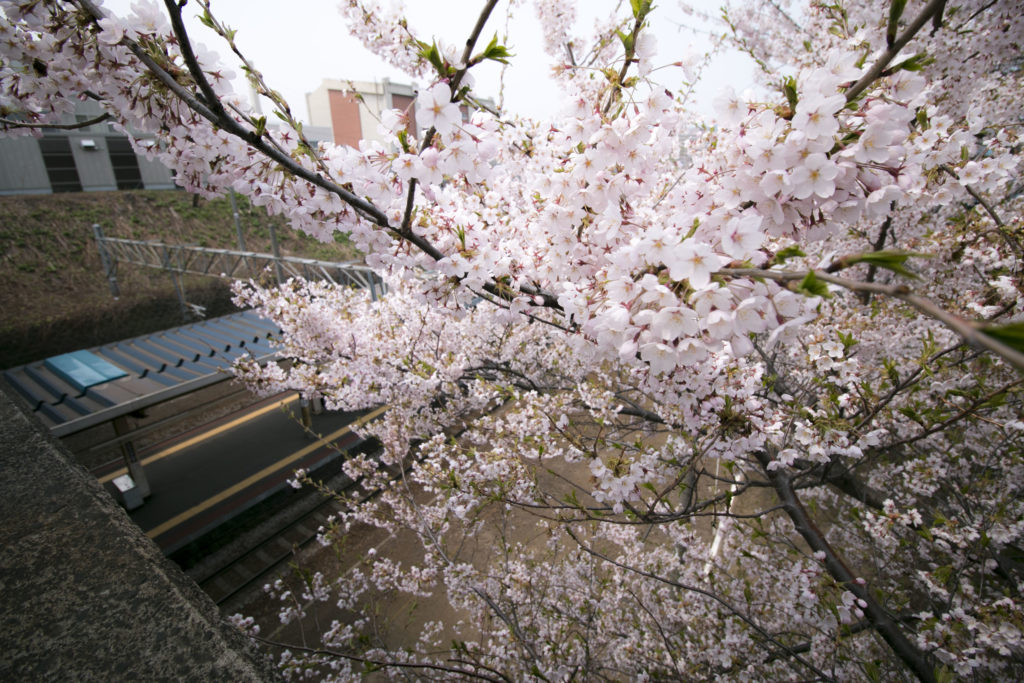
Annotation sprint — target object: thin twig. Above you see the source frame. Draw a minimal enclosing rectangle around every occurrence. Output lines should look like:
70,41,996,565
0,112,111,129
722,268,1024,372
251,636,507,682
564,528,837,682
845,0,948,103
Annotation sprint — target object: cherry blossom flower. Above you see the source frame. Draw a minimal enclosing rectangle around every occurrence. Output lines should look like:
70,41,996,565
416,82,461,136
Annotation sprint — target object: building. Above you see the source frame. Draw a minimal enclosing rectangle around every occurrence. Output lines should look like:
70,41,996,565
0,99,176,196
0,79,491,196
307,78,492,148
306,78,419,148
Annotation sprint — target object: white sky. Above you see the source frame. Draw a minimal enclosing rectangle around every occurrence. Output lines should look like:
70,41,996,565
99,1,755,123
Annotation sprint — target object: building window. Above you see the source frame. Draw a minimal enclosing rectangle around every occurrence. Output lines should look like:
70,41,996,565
107,137,144,190
38,136,82,193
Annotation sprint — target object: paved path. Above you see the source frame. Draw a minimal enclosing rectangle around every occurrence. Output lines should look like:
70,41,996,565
92,393,380,553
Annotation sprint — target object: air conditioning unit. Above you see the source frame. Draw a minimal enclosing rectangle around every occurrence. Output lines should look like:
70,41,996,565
80,139,96,150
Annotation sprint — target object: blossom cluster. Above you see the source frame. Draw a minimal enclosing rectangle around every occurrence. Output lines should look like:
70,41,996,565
3,0,1024,679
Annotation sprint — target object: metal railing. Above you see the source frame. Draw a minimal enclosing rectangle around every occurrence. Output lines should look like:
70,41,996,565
93,224,385,312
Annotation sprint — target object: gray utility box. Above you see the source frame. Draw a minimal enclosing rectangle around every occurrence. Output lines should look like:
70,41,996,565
112,474,144,511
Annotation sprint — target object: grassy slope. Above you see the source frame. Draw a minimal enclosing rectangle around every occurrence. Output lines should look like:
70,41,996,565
0,189,360,368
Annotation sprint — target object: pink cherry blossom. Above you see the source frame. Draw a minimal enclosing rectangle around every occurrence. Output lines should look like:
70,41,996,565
4,0,1024,679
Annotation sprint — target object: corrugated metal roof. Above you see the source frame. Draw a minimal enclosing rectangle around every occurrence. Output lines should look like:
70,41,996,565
3,310,281,437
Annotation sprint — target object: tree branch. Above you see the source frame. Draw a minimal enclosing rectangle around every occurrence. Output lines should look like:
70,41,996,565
564,528,837,681
754,449,938,682
251,635,508,682
845,0,948,103
722,267,1024,372
0,112,111,129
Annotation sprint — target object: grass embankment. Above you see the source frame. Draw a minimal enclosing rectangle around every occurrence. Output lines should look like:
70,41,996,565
0,190,359,368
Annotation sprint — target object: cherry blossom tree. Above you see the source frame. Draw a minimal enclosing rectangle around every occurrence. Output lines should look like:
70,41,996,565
3,0,1024,680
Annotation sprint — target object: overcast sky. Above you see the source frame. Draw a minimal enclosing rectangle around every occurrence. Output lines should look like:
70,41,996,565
99,0,754,123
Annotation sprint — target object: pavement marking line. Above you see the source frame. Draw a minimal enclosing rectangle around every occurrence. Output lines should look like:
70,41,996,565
145,405,388,540
98,394,300,484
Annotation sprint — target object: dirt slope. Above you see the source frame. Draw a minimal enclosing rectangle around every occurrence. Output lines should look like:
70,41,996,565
0,189,359,368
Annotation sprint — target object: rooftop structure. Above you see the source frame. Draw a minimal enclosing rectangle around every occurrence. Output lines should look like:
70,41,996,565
3,309,281,438
0,100,176,196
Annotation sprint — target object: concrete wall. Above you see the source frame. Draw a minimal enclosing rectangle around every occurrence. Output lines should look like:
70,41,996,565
0,101,176,196
0,387,281,681
0,136,51,195
137,150,178,190
68,133,118,192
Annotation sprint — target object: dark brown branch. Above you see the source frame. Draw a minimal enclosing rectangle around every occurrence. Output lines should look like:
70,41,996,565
845,0,948,103
251,636,508,682
162,0,227,117
818,460,889,510
0,112,111,129
564,528,837,681
722,268,1024,371
71,0,450,256
401,0,498,232
754,449,938,682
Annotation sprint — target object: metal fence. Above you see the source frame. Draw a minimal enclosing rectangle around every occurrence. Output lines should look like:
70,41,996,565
93,224,385,315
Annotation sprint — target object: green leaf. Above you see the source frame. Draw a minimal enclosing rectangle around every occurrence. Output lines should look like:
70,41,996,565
795,270,831,298
480,34,514,64
770,244,806,266
630,0,654,19
417,40,446,74
932,565,953,585
782,76,799,110
252,115,266,137
617,29,634,54
851,250,930,278
889,51,933,73
837,331,858,350
887,0,907,48
981,322,1024,355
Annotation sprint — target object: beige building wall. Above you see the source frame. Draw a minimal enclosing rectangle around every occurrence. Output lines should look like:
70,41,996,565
307,79,420,148
306,78,493,149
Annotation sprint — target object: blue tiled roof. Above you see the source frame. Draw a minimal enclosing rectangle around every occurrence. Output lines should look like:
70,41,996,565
3,310,281,436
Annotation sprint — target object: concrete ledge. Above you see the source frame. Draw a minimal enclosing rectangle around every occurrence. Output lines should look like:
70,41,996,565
0,388,280,681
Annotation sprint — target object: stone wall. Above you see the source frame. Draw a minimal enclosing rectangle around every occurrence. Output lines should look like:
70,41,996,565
0,387,280,681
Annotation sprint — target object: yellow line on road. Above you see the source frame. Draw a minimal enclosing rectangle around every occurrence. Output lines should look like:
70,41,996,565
98,395,300,484
145,405,387,540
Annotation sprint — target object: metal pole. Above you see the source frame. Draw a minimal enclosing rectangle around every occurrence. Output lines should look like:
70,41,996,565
300,396,313,438
93,223,120,298
113,416,150,499
229,191,246,251
229,191,250,278
269,221,284,285
162,244,189,320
